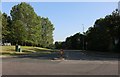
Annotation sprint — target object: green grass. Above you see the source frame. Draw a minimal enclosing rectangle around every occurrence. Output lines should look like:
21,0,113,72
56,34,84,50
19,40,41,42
1,46,57,56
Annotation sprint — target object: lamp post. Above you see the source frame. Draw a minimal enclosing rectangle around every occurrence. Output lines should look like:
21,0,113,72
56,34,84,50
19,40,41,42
82,24,84,51
118,1,120,15
86,42,88,50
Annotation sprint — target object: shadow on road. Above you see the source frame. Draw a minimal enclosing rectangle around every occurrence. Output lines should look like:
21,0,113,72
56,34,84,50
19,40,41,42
13,50,119,61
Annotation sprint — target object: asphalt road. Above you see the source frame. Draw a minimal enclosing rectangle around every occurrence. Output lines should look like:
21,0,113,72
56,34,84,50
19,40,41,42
1,50,119,75
2,58,118,75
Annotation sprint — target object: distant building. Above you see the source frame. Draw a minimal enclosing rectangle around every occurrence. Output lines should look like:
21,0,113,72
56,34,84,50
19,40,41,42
119,1,120,15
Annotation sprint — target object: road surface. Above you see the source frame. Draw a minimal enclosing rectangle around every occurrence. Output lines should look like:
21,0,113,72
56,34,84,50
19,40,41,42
1,50,119,75
2,58,118,75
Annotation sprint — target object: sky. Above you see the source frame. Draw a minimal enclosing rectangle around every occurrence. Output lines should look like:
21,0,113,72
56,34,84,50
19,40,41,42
1,2,118,42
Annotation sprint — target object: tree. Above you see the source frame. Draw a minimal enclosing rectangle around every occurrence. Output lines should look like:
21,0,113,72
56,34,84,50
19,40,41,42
65,33,84,50
55,9,120,52
55,41,62,49
41,17,54,48
11,20,27,45
0,12,2,42
86,9,120,52
10,2,41,46
9,2,54,47
55,32,84,50
2,13,12,43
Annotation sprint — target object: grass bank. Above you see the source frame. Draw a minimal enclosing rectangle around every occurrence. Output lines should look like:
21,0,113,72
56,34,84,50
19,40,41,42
1,46,58,56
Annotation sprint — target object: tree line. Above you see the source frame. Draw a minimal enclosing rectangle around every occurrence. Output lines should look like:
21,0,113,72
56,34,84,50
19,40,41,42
55,9,120,52
2,2,54,48
2,2,120,51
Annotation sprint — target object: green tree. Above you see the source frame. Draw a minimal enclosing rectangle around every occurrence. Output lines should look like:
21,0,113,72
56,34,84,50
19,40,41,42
2,13,11,43
55,32,84,50
10,2,40,46
55,41,62,49
41,17,54,48
65,33,84,49
0,12,2,42
10,2,54,47
11,20,27,45
86,9,120,52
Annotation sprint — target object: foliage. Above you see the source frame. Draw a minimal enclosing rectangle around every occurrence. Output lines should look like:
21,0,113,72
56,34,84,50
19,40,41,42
55,9,120,52
2,2,54,48
85,9,120,52
55,33,85,50
41,17,54,48
2,13,12,43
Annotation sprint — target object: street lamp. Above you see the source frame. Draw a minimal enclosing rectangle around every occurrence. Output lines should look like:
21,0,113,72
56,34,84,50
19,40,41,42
118,1,120,15
85,42,88,50
82,24,84,51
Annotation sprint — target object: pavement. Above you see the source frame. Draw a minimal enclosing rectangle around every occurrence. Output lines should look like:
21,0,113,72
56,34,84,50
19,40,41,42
1,50,119,75
1,58,119,75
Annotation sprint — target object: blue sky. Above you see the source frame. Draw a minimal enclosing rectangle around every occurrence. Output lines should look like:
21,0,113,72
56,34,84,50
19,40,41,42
2,2,118,42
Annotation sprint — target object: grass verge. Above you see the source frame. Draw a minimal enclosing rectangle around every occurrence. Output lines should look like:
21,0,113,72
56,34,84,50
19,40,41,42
1,46,58,57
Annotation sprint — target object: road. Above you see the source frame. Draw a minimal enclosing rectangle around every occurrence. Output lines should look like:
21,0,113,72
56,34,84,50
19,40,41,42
1,50,119,75
2,59,118,75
